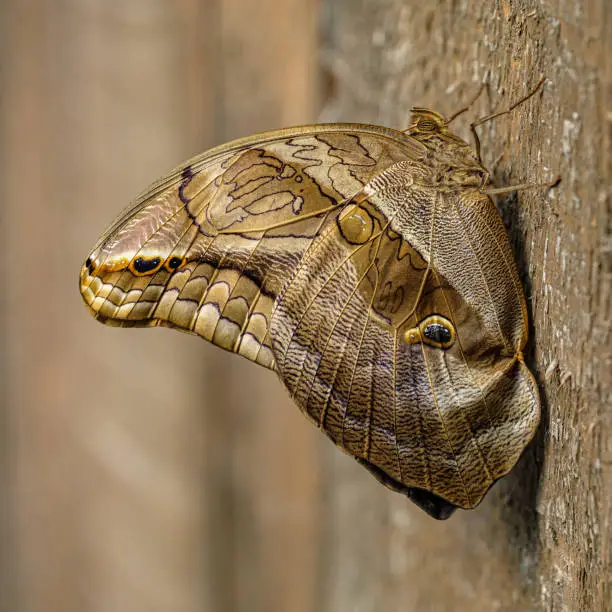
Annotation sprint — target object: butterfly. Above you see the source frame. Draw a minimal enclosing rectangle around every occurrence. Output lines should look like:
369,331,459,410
80,91,542,520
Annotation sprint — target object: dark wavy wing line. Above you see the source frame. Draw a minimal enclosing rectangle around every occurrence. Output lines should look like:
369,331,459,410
92,158,224,320
92,147,240,252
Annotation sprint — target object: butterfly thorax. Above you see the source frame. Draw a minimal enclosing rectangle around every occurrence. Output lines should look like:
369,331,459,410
407,108,489,190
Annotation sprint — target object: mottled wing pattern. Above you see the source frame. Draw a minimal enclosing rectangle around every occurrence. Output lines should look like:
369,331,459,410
81,125,426,369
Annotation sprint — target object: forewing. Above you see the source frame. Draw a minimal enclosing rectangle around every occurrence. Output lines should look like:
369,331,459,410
80,124,425,369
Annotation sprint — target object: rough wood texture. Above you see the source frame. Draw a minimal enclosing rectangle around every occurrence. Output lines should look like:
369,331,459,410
319,1,611,610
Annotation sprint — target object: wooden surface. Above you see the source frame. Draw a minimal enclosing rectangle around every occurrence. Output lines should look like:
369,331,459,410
2,1,610,611
320,1,611,610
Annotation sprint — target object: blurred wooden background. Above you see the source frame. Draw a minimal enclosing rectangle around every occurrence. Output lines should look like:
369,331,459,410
1,1,609,611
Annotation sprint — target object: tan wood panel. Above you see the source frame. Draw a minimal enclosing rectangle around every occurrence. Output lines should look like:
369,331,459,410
4,3,217,611
2,1,321,611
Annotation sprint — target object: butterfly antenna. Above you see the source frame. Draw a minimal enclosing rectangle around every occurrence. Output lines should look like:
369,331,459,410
446,82,487,124
471,76,547,163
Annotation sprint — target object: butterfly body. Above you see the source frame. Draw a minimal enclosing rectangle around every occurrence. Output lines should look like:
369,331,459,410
81,113,539,519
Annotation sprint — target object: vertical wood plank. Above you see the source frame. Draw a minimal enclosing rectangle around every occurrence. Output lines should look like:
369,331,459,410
3,1,324,611
3,2,216,611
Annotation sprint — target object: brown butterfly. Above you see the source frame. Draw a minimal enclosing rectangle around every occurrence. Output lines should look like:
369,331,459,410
80,86,543,519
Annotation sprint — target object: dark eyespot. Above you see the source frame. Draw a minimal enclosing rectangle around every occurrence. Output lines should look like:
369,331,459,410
164,255,186,272
403,315,455,349
132,256,161,275
423,322,452,344
85,257,95,274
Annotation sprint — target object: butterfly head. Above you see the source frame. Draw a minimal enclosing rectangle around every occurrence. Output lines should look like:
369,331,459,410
407,108,488,188
408,108,463,141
